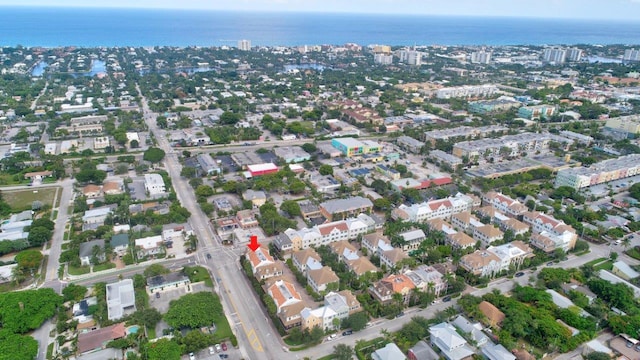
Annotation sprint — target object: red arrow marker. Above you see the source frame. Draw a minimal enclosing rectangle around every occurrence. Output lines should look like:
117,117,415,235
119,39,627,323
247,235,261,252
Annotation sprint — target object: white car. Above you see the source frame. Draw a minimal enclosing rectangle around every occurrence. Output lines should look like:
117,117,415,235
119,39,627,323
209,346,215,355
327,334,337,341
189,353,195,360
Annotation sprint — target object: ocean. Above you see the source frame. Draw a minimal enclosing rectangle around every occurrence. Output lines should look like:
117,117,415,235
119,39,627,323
1,7,640,47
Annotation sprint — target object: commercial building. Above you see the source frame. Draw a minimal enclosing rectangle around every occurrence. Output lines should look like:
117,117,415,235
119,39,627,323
246,163,279,177
396,135,424,153
331,137,380,157
144,173,166,195
246,246,284,281
195,153,221,175
559,130,594,145
517,105,558,120
320,196,373,221
273,146,311,163
554,154,640,190
106,279,136,320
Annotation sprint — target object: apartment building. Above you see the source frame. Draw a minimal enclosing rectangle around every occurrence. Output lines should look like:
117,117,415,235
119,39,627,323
436,84,498,99
473,225,504,246
482,192,528,218
522,211,577,251
487,241,533,272
404,265,447,296
292,248,322,275
453,132,571,161
517,105,558,120
301,290,361,332
423,125,508,145
459,250,502,277
267,279,306,329
603,115,640,139
369,274,416,304
468,98,521,114
307,266,339,294
320,197,374,221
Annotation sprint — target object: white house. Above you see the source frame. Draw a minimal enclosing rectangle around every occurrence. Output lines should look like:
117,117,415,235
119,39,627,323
144,173,166,195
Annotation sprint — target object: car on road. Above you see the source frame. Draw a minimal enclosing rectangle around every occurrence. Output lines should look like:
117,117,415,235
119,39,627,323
515,272,525,277
327,334,337,341
342,330,352,336
442,296,451,302
155,292,160,299
546,262,554,266
189,353,195,360
206,253,212,259
220,355,229,359
221,342,227,351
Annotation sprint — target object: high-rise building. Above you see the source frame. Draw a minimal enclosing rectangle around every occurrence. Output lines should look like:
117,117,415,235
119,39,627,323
566,48,583,62
470,51,492,64
237,39,251,51
543,48,566,64
397,49,422,66
374,53,393,65
624,49,640,61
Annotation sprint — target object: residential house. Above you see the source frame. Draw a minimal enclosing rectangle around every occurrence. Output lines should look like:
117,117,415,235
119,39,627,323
452,315,489,347
307,266,339,294
319,196,373,221
522,211,577,251
82,205,115,229
372,343,407,360
451,211,484,233
482,343,516,360
243,190,267,208
246,246,284,280
347,257,378,277
404,265,447,296
408,340,440,360
103,180,124,195
369,274,416,304
398,229,426,251
79,239,106,266
561,283,597,304
499,218,530,236
106,279,136,320
363,233,409,269
448,232,476,250
292,248,323,275
460,250,501,277
144,173,166,195
380,248,410,270
487,241,533,272
162,223,194,245
392,193,479,223
304,290,361,331
612,261,640,280
267,279,306,329
110,234,129,256
478,301,505,328
482,192,528,218
473,225,504,246
599,270,640,297
330,240,359,262
77,323,126,354
429,322,475,360
135,235,164,258
83,184,103,199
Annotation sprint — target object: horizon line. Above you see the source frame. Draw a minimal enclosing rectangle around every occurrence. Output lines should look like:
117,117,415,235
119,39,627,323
1,4,640,22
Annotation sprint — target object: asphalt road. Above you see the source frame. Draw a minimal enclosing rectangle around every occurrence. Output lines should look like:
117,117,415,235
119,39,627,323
138,85,288,360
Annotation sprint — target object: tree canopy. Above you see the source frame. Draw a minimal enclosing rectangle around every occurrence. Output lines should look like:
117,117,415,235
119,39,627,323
146,338,183,360
0,288,62,334
144,147,166,164
0,329,38,360
164,292,222,329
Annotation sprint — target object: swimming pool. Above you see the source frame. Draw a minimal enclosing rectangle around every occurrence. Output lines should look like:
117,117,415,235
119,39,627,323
126,325,139,335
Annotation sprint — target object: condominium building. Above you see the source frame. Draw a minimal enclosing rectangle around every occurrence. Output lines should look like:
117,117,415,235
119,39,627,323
452,132,571,161
554,154,640,190
237,39,251,51
543,48,566,64
470,51,492,64
482,191,528,218
566,47,583,62
517,105,558,120
603,115,640,139
391,193,480,223
436,84,498,99
624,48,640,62
522,211,577,251
396,49,422,66
423,125,507,145
374,53,393,65
468,98,521,114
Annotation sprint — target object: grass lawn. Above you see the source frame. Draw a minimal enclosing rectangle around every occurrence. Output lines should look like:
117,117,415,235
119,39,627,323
147,326,156,339
68,265,90,275
211,293,233,343
184,266,212,285
584,257,607,267
93,262,116,272
0,187,60,211
626,247,640,261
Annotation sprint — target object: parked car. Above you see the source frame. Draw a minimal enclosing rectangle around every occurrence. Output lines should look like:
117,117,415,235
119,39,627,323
209,346,215,355
189,353,195,360
220,355,229,359
155,292,160,299
396,312,405,318
342,330,352,336
515,272,525,277
215,343,222,352
442,296,451,302
327,334,337,341
221,342,227,351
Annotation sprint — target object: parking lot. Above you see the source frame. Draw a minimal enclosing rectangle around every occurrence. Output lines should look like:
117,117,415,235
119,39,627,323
127,178,148,201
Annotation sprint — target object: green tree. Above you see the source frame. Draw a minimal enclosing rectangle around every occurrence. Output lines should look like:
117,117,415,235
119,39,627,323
0,288,62,334
0,330,38,360
301,143,317,153
14,250,43,271
333,344,354,360
62,283,87,302
195,185,215,198
27,227,52,246
342,312,369,331
146,338,183,360
280,200,301,217
143,264,170,278
164,292,222,329
585,353,611,360
181,166,197,178
319,164,333,176
143,147,166,164
181,330,213,353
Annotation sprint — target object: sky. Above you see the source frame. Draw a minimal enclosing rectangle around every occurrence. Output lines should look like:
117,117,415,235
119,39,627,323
1,0,640,21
